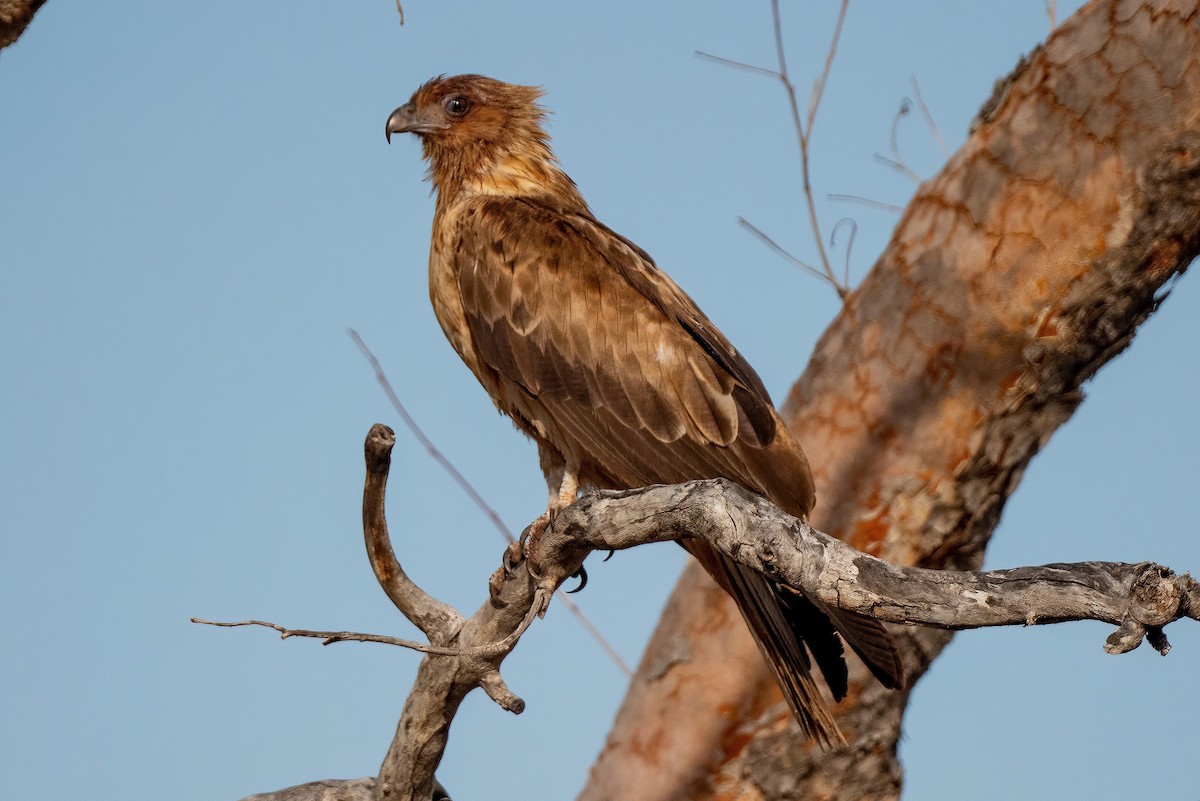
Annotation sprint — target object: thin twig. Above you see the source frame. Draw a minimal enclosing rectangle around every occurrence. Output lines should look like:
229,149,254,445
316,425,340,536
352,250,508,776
191,618,457,654
191,603,543,660
876,99,923,183
349,329,632,676
772,0,849,293
890,98,910,164
910,75,948,157
874,153,922,183
803,0,850,135
830,218,857,289
394,0,404,26
698,0,852,300
827,194,904,213
738,217,840,291
694,51,777,79
350,329,511,542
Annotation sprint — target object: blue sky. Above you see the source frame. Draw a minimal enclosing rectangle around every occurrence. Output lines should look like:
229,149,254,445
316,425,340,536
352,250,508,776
1,2,1196,799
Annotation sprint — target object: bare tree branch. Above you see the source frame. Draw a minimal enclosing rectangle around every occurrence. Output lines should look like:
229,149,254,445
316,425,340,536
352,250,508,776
874,99,923,183
827,193,904,213
535,480,1197,649
227,445,1196,801
363,424,463,635
910,74,949,157
774,0,850,295
700,0,852,299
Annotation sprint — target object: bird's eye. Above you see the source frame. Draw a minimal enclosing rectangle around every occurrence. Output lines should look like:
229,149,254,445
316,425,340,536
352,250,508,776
444,95,471,117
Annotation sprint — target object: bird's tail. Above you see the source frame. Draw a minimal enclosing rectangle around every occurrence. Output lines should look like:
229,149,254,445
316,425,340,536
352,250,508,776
685,540,847,747
683,539,904,748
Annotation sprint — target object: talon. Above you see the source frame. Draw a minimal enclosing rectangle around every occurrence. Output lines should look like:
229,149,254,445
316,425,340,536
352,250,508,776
502,540,524,577
566,565,588,594
602,549,615,562
521,511,552,582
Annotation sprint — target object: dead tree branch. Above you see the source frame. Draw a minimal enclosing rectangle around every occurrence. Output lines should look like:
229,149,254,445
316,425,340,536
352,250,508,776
539,481,1196,653
698,0,852,299
225,427,1195,801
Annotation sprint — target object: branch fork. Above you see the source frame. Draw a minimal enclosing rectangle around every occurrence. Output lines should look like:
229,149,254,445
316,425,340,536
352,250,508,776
206,428,1196,801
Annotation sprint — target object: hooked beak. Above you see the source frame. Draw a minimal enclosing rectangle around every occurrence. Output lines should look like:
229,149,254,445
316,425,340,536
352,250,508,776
385,103,447,142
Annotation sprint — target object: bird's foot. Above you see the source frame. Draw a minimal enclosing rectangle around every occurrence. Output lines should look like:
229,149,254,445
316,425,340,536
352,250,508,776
520,510,552,582
492,509,591,609
502,538,525,576
489,512,551,606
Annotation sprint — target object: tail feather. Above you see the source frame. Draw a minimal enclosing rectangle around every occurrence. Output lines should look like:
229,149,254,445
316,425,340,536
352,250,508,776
819,600,905,690
685,540,847,748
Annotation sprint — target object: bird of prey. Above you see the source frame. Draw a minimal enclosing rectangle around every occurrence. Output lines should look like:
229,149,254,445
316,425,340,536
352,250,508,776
386,74,902,747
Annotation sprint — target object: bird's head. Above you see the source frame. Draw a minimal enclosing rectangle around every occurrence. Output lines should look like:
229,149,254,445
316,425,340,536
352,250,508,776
386,74,581,205
386,74,546,146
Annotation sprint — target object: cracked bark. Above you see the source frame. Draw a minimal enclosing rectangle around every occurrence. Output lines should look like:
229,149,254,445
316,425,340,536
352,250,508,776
582,1,1200,799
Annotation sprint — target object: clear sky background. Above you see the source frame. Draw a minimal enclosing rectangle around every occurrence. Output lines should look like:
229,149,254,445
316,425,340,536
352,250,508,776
2,2,1197,799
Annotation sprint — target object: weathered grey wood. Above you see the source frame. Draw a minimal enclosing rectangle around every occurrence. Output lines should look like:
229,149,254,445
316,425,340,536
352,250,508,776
363,425,462,639
224,430,1195,801
541,479,1197,653
239,777,449,801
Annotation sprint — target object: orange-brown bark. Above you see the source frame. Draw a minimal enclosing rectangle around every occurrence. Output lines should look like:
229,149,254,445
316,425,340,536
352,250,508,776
583,1,1200,799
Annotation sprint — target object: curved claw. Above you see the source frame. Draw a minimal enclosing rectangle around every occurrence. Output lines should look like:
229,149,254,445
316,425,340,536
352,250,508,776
565,565,588,594
602,549,615,562
502,541,524,577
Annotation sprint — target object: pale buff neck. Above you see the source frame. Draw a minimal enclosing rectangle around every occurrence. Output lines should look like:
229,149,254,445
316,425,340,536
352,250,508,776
427,135,589,214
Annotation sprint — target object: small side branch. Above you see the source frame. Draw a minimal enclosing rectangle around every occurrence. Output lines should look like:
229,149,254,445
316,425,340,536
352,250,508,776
202,426,550,801
362,424,462,638
698,0,853,300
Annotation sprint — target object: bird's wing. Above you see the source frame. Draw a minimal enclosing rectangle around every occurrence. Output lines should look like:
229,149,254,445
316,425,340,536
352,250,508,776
453,196,776,474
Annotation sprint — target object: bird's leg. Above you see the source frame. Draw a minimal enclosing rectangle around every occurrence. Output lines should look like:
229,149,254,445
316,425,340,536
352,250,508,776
523,465,580,582
492,460,583,605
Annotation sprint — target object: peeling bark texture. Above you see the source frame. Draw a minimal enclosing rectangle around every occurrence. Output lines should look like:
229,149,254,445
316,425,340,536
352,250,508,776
584,2,1200,800
0,0,46,50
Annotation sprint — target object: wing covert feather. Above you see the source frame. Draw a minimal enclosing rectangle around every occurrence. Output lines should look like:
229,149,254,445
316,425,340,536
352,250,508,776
454,197,769,456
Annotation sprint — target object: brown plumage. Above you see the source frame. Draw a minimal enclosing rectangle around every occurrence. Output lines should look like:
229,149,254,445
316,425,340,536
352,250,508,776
386,74,902,747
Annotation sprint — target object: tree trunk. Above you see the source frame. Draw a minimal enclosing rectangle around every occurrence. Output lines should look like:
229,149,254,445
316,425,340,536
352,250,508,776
582,1,1200,798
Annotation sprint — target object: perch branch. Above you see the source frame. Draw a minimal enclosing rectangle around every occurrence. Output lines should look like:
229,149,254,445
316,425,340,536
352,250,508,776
230,436,1195,801
534,480,1197,655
